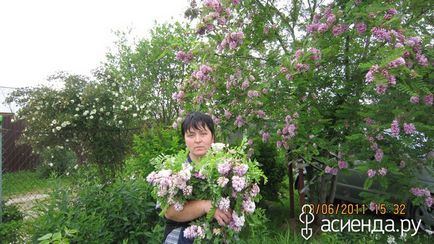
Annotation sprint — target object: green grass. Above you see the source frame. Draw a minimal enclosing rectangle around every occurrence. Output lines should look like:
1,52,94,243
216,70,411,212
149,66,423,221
1,170,72,198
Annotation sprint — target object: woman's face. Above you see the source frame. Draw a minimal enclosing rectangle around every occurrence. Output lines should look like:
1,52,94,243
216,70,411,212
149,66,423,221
184,125,214,161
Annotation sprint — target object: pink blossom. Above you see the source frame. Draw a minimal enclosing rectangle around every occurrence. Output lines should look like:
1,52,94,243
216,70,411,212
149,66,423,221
324,166,338,175
242,198,256,214
241,80,249,90
234,115,244,128
364,117,374,125
367,169,376,178
276,141,282,148
174,202,184,211
220,31,245,50
378,167,387,176
261,131,270,142
256,110,266,118
375,149,383,162
403,123,416,135
250,184,260,197
309,48,321,60
387,75,396,85
355,22,366,34
229,212,245,232
391,119,400,136
376,134,384,141
232,0,241,5
410,187,431,197
410,96,419,104
371,27,391,42
376,84,387,94
204,0,223,12
217,177,229,187
426,197,433,208
183,185,193,196
295,63,310,72
218,160,232,175
369,202,377,211
332,24,348,36
318,23,328,32
338,160,348,169
280,67,288,73
233,164,249,176
294,49,304,59
326,14,336,26
247,90,260,98
218,197,231,211
388,57,406,68
175,51,194,63
286,124,297,137
416,53,428,66
285,73,293,81
232,176,246,192
224,109,232,119
424,94,433,105
247,139,253,146
184,225,205,239
384,8,397,20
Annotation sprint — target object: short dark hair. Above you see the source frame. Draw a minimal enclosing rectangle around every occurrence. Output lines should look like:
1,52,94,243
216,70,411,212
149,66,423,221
181,112,215,138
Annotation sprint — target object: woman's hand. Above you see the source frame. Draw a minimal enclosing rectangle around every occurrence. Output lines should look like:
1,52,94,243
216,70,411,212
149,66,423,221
203,200,232,226
213,208,232,226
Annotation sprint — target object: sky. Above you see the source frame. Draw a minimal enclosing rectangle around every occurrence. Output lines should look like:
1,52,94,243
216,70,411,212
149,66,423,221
0,0,189,89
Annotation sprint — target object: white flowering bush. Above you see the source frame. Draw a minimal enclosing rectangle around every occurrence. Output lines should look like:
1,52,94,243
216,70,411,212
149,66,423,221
147,139,267,242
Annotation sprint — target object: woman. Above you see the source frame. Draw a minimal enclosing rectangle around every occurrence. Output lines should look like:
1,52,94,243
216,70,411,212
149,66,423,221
163,112,232,244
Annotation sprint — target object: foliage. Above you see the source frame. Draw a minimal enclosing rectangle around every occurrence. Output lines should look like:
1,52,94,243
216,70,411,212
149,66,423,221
37,227,77,244
174,0,433,209
36,146,78,178
32,169,163,243
0,201,24,243
251,140,286,201
124,125,184,177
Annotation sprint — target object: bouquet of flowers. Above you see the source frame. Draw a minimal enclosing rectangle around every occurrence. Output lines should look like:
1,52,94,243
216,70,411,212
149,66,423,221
146,139,267,242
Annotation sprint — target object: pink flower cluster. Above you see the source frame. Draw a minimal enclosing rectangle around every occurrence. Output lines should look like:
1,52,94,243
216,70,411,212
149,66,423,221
247,90,260,98
384,8,398,20
184,225,206,239
391,119,400,137
234,115,244,128
147,164,194,210
332,24,348,36
367,167,388,178
410,187,433,207
403,123,416,135
355,22,366,34
388,57,405,68
172,90,185,103
228,212,245,232
425,94,433,105
276,114,298,150
325,166,338,175
175,51,193,63
192,64,213,82
219,31,245,51
306,6,336,34
371,27,392,42
309,48,321,61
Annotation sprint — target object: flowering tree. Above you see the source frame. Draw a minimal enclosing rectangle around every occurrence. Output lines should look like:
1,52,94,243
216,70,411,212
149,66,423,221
6,23,196,180
172,0,433,215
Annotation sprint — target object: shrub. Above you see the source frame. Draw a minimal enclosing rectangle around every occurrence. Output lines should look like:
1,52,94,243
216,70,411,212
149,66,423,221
36,146,77,178
252,141,286,202
124,126,184,176
32,171,163,243
0,201,24,243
